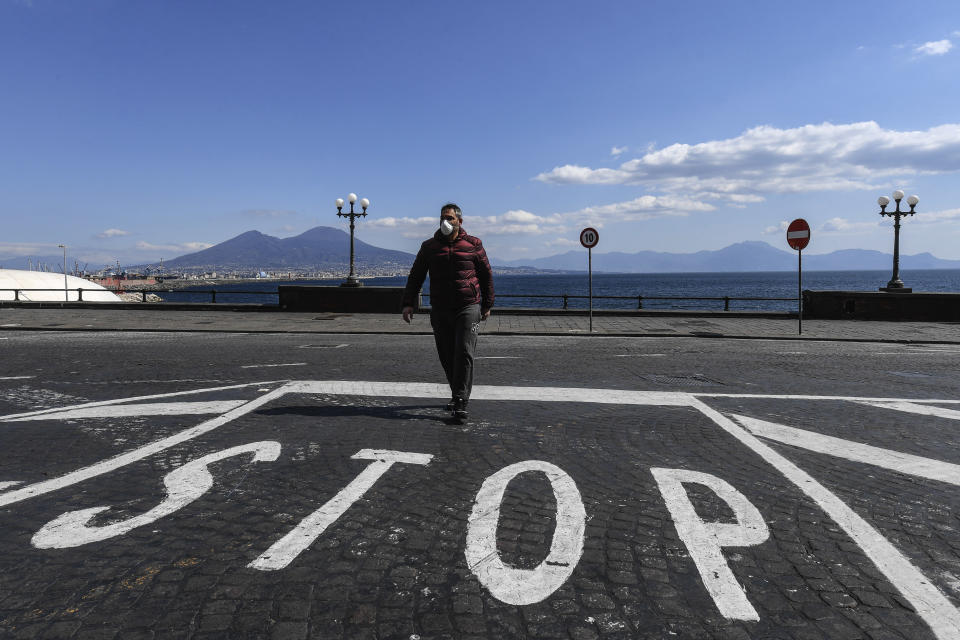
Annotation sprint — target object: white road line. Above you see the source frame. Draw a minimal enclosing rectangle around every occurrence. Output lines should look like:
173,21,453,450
0,384,293,508
0,381,685,510
7,401,247,422
284,381,692,406
0,380,288,422
613,354,666,357
872,351,960,355
297,344,350,349
0,481,24,490
0,376,34,380
689,398,960,640
475,356,521,359
853,401,960,421
733,414,960,485
0,324,21,327
240,363,308,369
697,393,960,403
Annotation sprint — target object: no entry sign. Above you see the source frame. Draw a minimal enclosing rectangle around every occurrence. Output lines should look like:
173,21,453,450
786,219,810,250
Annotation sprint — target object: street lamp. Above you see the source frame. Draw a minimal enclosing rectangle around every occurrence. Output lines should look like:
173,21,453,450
57,244,68,301
877,189,919,292
335,193,370,287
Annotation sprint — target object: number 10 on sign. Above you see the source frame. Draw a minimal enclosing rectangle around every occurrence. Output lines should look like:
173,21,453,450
580,228,599,332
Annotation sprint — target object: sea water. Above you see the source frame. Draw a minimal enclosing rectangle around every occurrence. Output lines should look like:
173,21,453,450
158,269,960,312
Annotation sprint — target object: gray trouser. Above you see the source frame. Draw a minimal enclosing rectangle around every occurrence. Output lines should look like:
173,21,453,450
430,304,481,401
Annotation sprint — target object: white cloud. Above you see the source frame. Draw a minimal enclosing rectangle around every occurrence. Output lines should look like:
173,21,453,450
380,197,721,243
913,207,960,224
534,121,960,206
611,146,628,157
915,40,953,56
0,242,57,257
377,216,437,228
574,195,714,220
546,238,580,248
537,164,630,185
135,241,213,254
820,217,883,234
471,210,566,236
96,228,130,239
375,216,438,238
500,209,543,223
762,221,789,235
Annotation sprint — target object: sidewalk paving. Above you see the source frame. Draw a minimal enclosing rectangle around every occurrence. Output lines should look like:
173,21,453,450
1,306,958,343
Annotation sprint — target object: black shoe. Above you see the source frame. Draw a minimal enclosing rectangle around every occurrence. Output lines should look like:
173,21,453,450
453,397,469,422
445,399,456,411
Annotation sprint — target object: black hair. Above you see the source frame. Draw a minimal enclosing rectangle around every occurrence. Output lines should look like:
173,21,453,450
440,203,463,220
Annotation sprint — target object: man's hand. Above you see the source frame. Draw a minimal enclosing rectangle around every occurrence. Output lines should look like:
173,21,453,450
402,306,415,323
480,308,491,320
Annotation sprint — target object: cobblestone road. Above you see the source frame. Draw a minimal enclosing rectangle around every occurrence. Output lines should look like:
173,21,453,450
1,331,959,639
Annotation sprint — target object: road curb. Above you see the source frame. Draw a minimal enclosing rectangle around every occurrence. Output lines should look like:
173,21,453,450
2,324,958,345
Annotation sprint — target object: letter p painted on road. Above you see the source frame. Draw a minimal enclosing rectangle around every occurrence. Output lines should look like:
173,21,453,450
651,467,769,621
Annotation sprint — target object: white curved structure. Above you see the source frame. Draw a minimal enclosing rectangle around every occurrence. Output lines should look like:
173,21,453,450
0,269,121,302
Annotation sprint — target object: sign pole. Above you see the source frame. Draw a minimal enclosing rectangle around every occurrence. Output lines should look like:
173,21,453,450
588,246,593,333
579,227,599,334
798,249,802,335
786,218,810,336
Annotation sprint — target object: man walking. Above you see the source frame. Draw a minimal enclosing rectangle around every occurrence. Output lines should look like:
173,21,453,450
401,203,494,422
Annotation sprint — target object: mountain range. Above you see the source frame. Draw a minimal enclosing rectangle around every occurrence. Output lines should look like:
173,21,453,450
499,240,960,272
149,226,414,270
4,228,960,273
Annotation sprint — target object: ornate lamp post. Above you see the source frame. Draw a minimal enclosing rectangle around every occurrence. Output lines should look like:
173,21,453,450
877,189,919,292
335,193,370,287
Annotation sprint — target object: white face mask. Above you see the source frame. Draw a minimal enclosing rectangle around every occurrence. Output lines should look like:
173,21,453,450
440,219,456,236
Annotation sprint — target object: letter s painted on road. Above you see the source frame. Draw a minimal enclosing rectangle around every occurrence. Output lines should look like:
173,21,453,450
32,441,282,549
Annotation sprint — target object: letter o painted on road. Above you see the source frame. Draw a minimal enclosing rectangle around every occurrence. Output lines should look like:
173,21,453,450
464,460,586,605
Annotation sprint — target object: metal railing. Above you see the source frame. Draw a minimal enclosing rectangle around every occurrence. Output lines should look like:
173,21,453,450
0,287,277,303
1,288,795,311
427,293,794,311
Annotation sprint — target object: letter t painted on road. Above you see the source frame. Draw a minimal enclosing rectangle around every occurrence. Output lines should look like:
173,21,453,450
249,449,433,571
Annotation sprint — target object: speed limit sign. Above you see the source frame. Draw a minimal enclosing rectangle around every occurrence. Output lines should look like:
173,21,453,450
580,227,599,248
580,228,599,332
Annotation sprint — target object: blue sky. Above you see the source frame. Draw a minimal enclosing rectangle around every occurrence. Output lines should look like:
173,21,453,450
3,0,960,269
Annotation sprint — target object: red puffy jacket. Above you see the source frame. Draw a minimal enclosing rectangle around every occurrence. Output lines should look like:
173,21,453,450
402,228,495,312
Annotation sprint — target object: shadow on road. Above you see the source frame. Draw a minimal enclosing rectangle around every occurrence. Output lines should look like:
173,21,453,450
257,403,451,423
